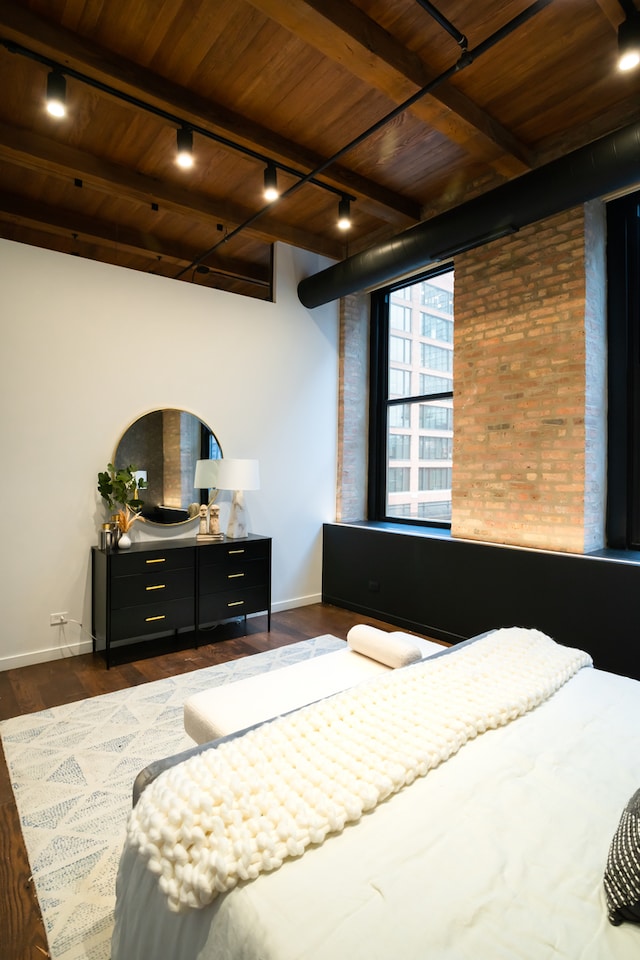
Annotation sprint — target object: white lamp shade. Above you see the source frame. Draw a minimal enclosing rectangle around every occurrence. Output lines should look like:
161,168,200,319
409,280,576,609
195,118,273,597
213,458,260,491
194,458,221,489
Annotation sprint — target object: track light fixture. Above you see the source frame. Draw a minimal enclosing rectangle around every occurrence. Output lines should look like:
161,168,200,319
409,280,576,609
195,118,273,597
176,127,194,169
263,164,279,201
337,196,351,231
46,70,66,118
8,39,355,228
618,9,640,71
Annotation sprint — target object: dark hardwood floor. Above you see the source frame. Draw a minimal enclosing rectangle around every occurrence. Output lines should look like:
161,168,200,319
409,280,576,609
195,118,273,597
0,603,442,960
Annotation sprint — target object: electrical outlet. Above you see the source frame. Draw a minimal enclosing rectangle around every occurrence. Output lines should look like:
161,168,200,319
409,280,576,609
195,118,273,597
50,611,68,626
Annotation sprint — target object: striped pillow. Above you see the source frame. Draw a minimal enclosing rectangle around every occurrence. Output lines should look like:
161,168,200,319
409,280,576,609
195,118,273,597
604,788,640,926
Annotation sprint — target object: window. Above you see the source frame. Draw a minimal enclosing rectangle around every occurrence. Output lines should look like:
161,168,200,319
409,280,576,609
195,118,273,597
389,434,411,460
419,373,451,394
420,284,453,312
388,467,410,492
421,343,452,372
419,436,452,460
421,312,453,343
389,368,412,397
417,501,450,520
420,404,453,431
390,335,412,364
419,467,452,490
370,264,454,527
390,303,412,331
389,404,411,428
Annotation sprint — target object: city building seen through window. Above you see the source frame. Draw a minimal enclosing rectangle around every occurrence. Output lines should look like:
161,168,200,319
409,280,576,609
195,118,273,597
385,266,454,524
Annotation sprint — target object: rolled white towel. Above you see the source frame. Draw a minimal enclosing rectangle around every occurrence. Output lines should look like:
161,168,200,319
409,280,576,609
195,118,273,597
346,624,423,668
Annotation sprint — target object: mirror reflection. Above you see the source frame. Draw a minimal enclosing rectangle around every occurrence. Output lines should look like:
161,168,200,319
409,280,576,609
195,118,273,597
114,409,222,525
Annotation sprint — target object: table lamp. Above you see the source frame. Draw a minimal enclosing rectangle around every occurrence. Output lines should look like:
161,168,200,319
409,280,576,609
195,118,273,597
213,459,260,539
194,459,219,496
194,458,222,539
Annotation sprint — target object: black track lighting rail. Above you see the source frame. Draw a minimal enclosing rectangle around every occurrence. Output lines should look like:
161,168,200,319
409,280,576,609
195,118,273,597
174,0,552,280
0,37,355,203
2,0,553,288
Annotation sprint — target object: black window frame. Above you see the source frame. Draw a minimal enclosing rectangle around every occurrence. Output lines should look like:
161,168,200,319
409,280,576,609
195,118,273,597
607,189,640,548
369,262,454,529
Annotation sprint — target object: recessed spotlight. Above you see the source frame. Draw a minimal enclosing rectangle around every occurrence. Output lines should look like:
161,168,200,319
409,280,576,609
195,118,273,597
176,127,194,169
337,196,352,231
618,12,640,71
46,71,66,118
264,164,279,201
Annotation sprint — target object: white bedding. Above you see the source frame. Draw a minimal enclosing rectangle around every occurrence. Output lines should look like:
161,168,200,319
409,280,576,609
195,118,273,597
112,647,640,959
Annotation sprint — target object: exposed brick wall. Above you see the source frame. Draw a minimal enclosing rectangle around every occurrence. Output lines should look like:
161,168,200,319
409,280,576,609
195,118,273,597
452,204,606,552
335,204,607,553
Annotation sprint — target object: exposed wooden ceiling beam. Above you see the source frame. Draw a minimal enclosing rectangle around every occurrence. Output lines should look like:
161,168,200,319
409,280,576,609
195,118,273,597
593,0,625,29
0,190,272,285
0,121,344,260
0,0,420,224
246,0,536,176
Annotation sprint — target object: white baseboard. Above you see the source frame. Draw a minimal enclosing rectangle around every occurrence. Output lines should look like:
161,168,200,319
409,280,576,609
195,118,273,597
0,596,323,671
271,593,322,613
0,638,94,671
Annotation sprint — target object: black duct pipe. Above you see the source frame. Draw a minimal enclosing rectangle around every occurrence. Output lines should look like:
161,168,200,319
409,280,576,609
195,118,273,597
298,121,640,308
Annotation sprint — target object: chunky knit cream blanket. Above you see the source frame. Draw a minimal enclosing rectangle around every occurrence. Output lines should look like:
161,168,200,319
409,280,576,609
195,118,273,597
127,628,591,911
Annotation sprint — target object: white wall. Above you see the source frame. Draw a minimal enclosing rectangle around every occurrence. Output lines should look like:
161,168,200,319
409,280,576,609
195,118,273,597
0,239,339,669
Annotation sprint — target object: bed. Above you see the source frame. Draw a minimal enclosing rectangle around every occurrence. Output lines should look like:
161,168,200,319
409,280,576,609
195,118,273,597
112,629,640,959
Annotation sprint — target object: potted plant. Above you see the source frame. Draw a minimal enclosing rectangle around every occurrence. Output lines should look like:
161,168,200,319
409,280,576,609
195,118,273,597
97,463,147,546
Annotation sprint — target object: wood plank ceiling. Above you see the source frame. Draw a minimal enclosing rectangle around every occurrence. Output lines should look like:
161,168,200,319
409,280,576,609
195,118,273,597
0,0,638,301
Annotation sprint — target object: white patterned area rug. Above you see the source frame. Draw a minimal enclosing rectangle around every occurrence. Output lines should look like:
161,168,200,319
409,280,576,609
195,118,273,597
0,634,343,960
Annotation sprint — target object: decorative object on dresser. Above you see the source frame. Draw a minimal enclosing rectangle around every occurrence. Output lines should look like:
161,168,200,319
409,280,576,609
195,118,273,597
97,462,147,549
208,505,221,537
210,458,261,538
91,535,271,667
194,458,224,542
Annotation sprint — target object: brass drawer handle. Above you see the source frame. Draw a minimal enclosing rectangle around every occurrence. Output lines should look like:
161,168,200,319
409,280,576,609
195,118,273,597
228,573,245,579
145,584,166,591
227,600,245,608
145,558,166,564
145,614,166,622
228,549,245,555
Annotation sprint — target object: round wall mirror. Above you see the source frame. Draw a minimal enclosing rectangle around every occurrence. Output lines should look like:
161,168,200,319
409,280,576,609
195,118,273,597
113,408,222,525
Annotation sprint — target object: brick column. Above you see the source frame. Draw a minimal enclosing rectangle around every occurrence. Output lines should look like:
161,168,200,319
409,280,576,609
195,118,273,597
337,292,369,522
452,204,606,553
583,201,607,552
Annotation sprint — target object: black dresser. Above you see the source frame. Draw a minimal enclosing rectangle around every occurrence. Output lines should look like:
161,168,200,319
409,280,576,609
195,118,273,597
92,534,271,667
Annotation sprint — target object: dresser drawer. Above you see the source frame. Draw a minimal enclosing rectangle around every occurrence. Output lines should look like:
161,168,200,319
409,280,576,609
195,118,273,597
110,597,195,642
111,547,195,578
111,567,194,609
199,557,268,596
199,585,269,623
198,539,269,568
